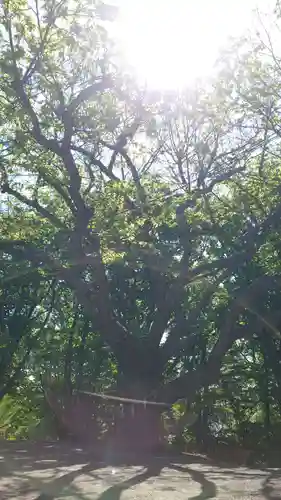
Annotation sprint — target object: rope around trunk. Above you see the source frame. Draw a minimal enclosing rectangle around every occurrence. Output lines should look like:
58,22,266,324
74,389,172,407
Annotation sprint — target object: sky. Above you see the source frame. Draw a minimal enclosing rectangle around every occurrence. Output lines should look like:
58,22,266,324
110,0,275,89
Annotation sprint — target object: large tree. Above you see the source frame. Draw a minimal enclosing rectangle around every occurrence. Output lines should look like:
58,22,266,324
1,0,281,450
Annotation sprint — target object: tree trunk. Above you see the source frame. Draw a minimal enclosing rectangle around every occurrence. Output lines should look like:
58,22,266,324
112,403,164,453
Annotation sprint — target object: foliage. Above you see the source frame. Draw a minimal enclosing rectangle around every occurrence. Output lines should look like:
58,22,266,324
1,0,281,453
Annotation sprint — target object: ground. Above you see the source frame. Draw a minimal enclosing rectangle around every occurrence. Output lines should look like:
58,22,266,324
0,442,280,499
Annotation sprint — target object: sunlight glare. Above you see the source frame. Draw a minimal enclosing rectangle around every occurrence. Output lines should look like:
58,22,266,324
113,0,262,89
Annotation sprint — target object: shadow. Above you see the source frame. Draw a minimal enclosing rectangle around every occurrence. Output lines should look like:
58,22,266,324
0,441,213,475
0,440,274,500
0,442,107,500
97,462,162,500
95,460,217,500
171,463,217,499
261,469,281,500
0,441,97,473
34,462,103,500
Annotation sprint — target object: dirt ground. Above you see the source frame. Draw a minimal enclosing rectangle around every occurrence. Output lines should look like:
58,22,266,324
0,441,280,499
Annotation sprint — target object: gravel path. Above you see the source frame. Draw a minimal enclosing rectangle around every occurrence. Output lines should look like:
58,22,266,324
0,442,280,499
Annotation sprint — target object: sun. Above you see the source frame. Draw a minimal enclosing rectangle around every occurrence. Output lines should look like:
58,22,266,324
111,0,262,89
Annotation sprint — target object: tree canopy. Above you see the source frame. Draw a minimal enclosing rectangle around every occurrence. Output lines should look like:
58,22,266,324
1,0,281,454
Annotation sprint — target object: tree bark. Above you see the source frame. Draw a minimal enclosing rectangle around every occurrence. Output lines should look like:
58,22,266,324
112,403,164,453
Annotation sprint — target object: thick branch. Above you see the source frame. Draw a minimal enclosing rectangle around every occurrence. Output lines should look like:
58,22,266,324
179,197,281,283
100,139,146,203
0,240,140,371
68,78,112,112
1,184,66,228
159,305,240,403
61,150,86,215
159,274,281,403
148,277,186,349
182,250,253,283
161,275,225,363
0,240,61,272
71,144,119,180
12,79,86,217
36,168,76,213
120,150,146,204
71,144,140,213
12,80,61,156
60,265,141,373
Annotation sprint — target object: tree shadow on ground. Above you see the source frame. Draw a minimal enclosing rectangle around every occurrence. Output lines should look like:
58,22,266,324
0,442,219,500
96,462,163,500
0,458,104,500
261,469,281,500
34,462,103,500
0,442,105,500
96,460,217,500
0,441,279,500
171,464,216,500
0,440,214,475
